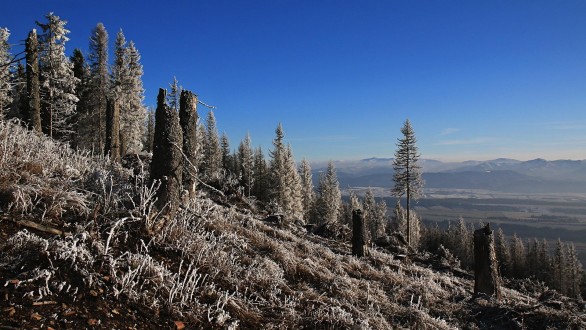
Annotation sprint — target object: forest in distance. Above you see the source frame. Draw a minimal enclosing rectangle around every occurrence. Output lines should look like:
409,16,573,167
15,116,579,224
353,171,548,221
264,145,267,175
1,9,586,329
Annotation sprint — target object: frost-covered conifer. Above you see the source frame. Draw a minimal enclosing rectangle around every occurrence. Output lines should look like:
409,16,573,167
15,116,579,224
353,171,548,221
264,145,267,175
299,159,315,222
392,119,423,246
253,147,269,202
238,133,254,196
220,132,233,173
25,29,42,132
315,161,341,225
70,48,89,148
168,76,181,111
0,27,12,117
37,13,79,141
8,62,27,120
144,108,155,152
203,110,222,179
283,145,303,221
509,234,526,278
495,228,510,277
85,23,109,152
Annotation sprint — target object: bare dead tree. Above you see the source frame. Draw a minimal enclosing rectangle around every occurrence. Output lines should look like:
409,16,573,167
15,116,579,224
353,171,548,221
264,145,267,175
179,90,198,196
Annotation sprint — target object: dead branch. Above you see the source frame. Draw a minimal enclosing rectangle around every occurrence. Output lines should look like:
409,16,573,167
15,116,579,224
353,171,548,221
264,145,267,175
171,142,225,197
32,300,57,306
197,100,216,109
13,219,70,236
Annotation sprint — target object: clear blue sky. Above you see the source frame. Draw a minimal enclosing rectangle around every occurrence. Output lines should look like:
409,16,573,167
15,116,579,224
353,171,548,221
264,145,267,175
3,1,586,162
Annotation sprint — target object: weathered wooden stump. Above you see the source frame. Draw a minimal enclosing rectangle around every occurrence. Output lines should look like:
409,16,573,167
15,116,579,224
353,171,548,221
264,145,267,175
150,88,183,226
179,90,198,196
352,209,368,257
474,224,502,299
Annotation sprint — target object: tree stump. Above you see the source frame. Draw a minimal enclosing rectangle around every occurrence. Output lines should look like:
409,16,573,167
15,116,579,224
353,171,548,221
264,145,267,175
150,88,183,227
179,90,198,196
474,224,502,299
352,209,368,257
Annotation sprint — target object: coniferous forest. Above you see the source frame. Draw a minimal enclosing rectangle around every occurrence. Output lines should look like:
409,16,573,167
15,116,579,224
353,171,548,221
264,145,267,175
0,13,585,329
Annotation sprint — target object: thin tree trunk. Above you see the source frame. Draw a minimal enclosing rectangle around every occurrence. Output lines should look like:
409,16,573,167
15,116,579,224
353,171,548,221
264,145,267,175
179,90,198,196
105,98,120,162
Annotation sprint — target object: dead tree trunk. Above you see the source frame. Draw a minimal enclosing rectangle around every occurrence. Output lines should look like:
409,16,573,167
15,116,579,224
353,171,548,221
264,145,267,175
105,98,120,162
474,224,502,300
150,88,183,228
352,209,367,258
25,29,41,133
179,90,198,196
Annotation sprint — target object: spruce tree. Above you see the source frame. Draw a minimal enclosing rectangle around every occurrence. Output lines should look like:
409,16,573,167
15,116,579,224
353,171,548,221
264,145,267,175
220,132,232,173
168,76,181,111
392,119,423,247
283,145,304,221
238,133,254,196
0,27,12,117
299,159,315,222
495,228,510,277
70,48,89,149
25,29,42,132
315,161,341,225
253,147,269,203
36,12,79,141
203,110,222,179
121,41,146,154
144,108,155,152
86,23,109,152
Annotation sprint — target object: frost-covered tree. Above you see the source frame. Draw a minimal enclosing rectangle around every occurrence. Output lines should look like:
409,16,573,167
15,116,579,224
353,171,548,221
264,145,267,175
566,243,583,298
25,29,42,132
167,76,181,111
495,228,510,277
391,201,420,247
253,147,269,203
283,145,304,221
315,161,341,225
363,188,376,241
392,119,423,246
70,48,89,149
553,239,566,294
37,13,79,141
8,62,27,120
509,234,526,278
220,132,233,173
85,23,109,152
121,41,146,154
203,110,222,179
299,159,315,222
110,30,145,155
238,133,254,196
144,108,155,152
0,27,12,117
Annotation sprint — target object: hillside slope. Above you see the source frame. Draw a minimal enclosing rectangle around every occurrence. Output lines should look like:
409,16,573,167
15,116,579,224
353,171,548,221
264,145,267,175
0,120,584,329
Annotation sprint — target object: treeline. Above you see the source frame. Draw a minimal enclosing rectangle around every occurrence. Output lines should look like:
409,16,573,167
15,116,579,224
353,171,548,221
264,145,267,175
0,14,145,154
422,219,584,298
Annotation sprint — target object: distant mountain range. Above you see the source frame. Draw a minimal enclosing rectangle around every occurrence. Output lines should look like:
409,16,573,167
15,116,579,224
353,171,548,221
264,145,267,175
312,158,586,193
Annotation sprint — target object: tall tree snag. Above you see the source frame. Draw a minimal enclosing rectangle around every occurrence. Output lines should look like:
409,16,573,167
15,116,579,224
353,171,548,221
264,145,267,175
179,90,198,196
473,224,502,300
150,88,183,226
105,98,120,162
25,29,42,132
352,209,367,258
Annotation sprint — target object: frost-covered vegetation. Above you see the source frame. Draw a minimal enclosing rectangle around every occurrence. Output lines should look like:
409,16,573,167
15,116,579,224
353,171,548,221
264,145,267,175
1,117,585,329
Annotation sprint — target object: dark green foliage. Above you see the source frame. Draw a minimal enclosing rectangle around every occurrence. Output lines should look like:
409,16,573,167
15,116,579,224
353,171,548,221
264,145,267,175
25,29,41,132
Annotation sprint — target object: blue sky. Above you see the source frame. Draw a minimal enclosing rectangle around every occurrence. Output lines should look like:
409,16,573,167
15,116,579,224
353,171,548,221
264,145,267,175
3,1,586,162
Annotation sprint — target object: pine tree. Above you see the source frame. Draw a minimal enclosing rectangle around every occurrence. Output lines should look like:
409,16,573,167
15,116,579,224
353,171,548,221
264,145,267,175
8,62,27,120
238,133,254,196
85,23,109,152
220,132,233,173
315,161,341,225
167,76,181,111
299,159,315,222
203,110,222,179
70,48,89,149
283,145,303,221
509,234,526,278
553,239,567,294
0,27,12,117
120,41,146,154
25,29,42,132
252,147,269,203
36,12,79,141
392,119,423,246
144,108,155,152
